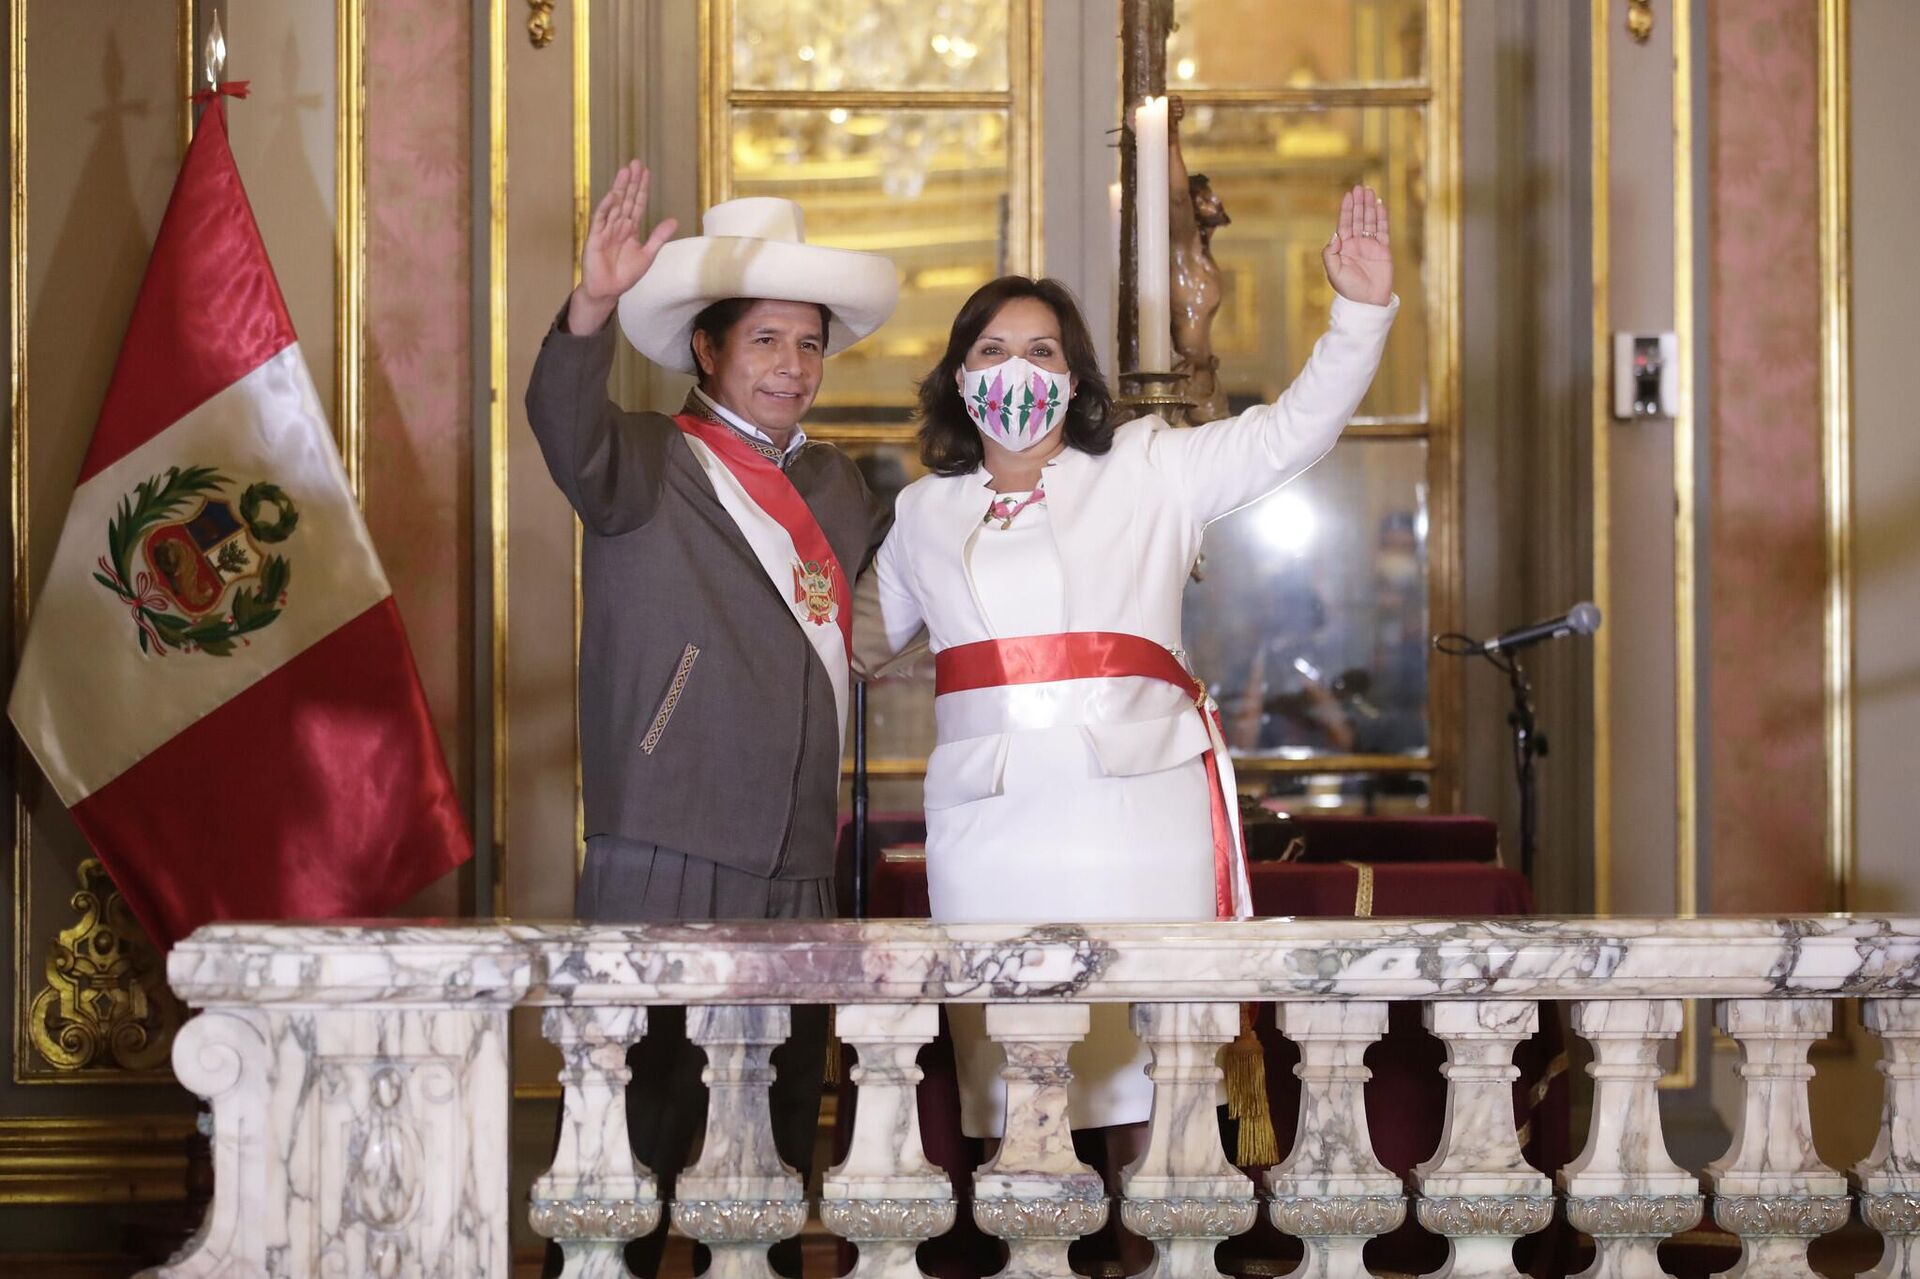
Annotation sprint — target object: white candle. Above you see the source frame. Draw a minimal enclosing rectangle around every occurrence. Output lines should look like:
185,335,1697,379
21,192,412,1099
1134,96,1172,372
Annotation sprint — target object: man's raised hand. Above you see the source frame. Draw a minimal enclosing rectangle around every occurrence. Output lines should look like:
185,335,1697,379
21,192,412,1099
568,160,679,334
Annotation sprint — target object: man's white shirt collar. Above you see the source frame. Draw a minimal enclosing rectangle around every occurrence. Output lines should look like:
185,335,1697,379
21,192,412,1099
693,386,807,461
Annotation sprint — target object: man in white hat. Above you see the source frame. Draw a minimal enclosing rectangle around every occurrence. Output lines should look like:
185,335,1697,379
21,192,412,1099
527,161,898,1278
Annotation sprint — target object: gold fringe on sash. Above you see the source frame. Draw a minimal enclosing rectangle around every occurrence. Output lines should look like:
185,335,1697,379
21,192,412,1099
1222,1002,1278,1166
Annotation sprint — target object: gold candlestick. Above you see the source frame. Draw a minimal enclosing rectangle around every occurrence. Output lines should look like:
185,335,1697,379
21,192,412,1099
1114,370,1192,424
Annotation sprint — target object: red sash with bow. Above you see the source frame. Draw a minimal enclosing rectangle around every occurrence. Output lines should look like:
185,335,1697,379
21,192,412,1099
934,630,1251,920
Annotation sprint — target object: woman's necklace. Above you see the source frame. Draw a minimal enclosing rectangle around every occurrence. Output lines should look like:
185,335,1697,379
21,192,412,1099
984,482,1047,530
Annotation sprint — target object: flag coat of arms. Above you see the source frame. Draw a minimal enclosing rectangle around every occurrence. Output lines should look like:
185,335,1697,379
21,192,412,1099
7,92,470,950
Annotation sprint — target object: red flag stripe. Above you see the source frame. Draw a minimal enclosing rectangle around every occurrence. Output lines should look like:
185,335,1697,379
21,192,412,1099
77,97,295,485
69,598,470,950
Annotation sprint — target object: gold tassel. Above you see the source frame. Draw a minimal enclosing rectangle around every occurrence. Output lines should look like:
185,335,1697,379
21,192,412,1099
823,1006,842,1084
1222,1003,1278,1166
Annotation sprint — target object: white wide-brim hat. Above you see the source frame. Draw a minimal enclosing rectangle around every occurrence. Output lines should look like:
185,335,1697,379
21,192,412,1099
618,197,900,374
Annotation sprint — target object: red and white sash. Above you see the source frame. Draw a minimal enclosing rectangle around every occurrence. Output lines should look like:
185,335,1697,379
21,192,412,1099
676,413,853,742
934,631,1254,920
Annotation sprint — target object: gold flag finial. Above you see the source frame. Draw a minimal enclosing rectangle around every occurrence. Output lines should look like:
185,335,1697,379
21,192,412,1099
205,11,227,87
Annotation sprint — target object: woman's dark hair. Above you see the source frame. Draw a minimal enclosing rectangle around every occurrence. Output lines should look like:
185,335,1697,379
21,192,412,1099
915,276,1114,476
689,297,832,379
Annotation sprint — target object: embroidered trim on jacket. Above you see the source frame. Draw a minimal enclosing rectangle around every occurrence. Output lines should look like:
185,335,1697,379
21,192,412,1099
642,643,701,755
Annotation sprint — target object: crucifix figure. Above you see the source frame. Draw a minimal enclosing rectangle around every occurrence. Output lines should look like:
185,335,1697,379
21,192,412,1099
1168,96,1233,424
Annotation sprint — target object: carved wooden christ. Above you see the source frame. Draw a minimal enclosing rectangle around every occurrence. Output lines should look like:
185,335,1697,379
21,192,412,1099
1169,96,1232,425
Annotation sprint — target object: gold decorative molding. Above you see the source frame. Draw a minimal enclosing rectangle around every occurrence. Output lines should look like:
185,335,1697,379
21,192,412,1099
528,0,556,50
0,1114,201,1205
27,859,183,1075
1009,0,1043,277
1431,0,1464,810
1176,85,1432,108
1664,0,1700,1090
336,0,367,502
1589,0,1613,918
1818,0,1853,914
1672,0,1698,931
177,0,194,155
1627,0,1654,45
10,0,38,1089
727,88,1011,111
573,0,590,874
488,0,511,916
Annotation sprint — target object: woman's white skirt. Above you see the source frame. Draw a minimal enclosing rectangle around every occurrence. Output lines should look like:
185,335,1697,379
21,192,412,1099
925,723,1217,1136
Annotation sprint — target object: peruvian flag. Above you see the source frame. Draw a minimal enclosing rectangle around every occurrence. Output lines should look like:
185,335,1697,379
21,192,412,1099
6,91,470,950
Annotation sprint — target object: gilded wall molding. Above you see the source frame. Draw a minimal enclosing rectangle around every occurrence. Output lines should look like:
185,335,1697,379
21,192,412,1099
1589,0,1613,918
1670,0,1701,1091
27,859,182,1075
487,0,510,917
337,0,366,501
1817,0,1853,914
12,941,193,1202
0,1114,200,1205
528,0,555,50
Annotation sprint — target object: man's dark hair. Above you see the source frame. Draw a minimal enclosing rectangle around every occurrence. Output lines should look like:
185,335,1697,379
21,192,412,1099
914,276,1113,477
689,297,833,380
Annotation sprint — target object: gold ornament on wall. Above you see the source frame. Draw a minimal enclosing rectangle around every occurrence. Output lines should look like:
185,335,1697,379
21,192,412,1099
1627,0,1654,44
528,0,556,49
28,859,183,1073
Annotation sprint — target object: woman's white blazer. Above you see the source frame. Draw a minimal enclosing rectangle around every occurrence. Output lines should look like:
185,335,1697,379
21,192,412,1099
865,293,1398,810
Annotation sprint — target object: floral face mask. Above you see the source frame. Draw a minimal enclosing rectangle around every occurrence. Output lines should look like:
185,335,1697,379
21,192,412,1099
958,358,1073,453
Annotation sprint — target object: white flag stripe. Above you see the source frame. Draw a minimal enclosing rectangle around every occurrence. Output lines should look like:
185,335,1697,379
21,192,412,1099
9,343,390,803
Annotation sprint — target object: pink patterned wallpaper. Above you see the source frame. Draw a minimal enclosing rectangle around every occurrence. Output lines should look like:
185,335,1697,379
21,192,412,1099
1706,0,1828,913
364,4,474,851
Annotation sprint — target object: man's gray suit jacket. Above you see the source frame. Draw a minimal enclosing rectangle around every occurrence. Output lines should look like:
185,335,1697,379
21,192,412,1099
526,309,888,884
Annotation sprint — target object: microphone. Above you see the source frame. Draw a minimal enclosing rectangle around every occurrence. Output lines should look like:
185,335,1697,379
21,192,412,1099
1482,602,1602,655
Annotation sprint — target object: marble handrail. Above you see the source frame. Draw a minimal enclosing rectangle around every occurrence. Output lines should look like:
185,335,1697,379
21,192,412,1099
145,915,1920,1279
166,914,1920,1004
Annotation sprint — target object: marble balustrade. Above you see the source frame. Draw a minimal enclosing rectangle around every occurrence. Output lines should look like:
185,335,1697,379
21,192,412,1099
141,916,1920,1279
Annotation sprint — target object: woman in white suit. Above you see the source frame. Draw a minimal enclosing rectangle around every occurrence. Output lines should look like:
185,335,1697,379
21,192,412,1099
865,186,1396,1156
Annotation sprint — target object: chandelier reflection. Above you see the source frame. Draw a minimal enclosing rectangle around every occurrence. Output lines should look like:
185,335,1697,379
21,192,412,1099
733,0,1011,200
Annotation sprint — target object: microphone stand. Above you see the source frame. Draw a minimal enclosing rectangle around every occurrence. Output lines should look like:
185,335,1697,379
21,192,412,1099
852,680,870,920
1500,653,1545,883
1433,634,1548,883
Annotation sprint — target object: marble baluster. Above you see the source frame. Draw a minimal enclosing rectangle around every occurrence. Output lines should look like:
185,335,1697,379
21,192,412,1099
151,1003,516,1279
673,1005,810,1279
820,1003,956,1278
140,1010,276,1277
1560,1000,1703,1279
1411,1000,1555,1279
1120,1002,1259,1279
1706,999,1850,1279
1267,1002,1406,1279
1858,1000,1920,1279
529,1006,659,1277
972,1002,1109,1279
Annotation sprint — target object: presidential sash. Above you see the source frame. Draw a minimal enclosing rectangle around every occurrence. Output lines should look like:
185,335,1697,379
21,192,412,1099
675,413,853,743
934,631,1254,920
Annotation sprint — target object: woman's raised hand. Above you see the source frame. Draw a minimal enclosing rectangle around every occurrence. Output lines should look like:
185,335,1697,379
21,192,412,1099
1320,184,1393,308
567,160,679,335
